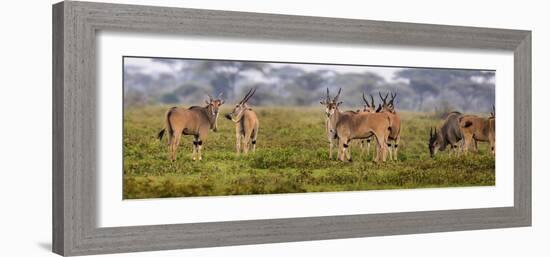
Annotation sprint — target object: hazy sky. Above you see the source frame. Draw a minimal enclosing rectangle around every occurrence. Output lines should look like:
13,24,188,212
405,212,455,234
124,57,403,82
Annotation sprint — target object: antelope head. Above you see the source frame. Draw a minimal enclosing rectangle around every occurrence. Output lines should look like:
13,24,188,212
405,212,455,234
225,88,256,122
362,92,376,113
320,88,342,118
428,127,445,158
205,92,224,132
378,92,397,113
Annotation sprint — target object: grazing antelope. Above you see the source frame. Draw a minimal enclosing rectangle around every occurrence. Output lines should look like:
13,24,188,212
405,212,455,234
377,92,402,161
459,108,495,156
225,88,259,155
325,89,391,162
157,93,224,161
428,111,463,158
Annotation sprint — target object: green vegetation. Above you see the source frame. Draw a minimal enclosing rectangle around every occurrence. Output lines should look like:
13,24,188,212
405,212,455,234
123,106,495,199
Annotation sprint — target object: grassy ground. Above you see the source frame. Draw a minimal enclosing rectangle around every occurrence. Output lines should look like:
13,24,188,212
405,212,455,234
123,106,495,199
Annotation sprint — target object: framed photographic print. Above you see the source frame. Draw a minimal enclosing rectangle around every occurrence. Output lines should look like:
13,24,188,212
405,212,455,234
52,1,531,256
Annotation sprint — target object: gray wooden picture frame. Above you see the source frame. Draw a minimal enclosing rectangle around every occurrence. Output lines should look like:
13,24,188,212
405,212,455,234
52,1,531,256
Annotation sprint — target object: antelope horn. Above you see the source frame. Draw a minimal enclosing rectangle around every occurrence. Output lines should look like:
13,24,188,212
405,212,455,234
326,88,330,101
243,87,256,104
207,94,213,102
333,88,342,102
390,92,397,105
378,92,386,104
240,88,253,104
370,94,375,108
217,92,223,99
362,92,370,107
430,127,433,137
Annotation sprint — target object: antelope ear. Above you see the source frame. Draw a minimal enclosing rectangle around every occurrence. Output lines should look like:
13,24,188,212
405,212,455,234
337,101,343,106
219,100,224,105
205,100,209,104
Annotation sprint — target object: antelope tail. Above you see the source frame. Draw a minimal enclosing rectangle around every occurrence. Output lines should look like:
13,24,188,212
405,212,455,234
157,129,165,140
158,107,176,141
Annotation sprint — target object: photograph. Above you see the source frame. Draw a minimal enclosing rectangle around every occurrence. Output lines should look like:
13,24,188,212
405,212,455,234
39,1,537,256
123,56,496,199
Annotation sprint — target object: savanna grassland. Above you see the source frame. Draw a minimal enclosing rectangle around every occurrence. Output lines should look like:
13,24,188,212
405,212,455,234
123,106,495,199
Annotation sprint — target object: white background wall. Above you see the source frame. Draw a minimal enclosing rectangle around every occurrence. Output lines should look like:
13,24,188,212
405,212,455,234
0,0,547,256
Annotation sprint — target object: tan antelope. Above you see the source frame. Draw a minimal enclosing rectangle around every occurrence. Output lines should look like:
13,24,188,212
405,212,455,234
157,93,224,161
458,107,495,156
359,93,377,158
320,88,359,159
225,88,259,155
377,92,402,161
326,89,391,162
320,88,341,160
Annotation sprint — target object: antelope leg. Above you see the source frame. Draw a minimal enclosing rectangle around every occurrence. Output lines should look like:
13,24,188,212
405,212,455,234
201,141,202,161
251,126,258,153
338,138,348,162
462,136,471,155
243,130,252,155
374,141,380,163
242,139,249,155
191,140,197,161
359,140,364,158
329,139,333,159
172,132,182,161
328,129,336,159
374,134,387,162
387,141,393,161
235,125,241,154
346,140,352,162
336,138,341,160
366,139,371,158
393,135,400,161
168,134,174,161
251,138,257,153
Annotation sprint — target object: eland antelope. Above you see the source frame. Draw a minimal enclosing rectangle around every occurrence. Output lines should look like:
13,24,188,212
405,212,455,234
428,111,463,158
377,92,402,161
320,88,341,160
157,93,224,161
320,88,359,159
325,89,391,162
459,107,495,156
359,93,377,158
225,88,259,155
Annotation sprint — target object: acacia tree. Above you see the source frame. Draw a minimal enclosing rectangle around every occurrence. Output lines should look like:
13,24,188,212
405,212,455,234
197,61,268,101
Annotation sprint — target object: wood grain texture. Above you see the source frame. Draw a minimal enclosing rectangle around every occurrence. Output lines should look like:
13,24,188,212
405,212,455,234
52,2,65,255
52,1,532,256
